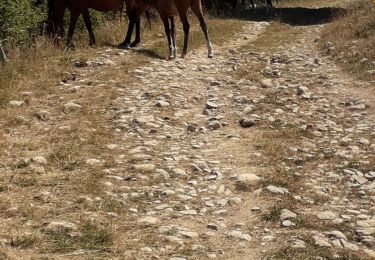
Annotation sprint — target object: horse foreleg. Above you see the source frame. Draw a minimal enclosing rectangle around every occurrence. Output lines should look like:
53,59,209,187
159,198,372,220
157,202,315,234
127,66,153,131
213,0,219,16
161,15,174,60
119,15,135,48
266,0,273,13
170,16,177,59
234,0,244,14
232,0,237,15
83,10,96,46
249,0,256,8
67,11,80,47
191,4,213,58
130,15,141,47
179,13,190,59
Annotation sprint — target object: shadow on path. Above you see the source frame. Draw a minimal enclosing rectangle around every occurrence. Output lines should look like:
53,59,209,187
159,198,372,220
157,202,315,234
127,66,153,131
233,6,347,26
100,43,165,60
133,48,165,60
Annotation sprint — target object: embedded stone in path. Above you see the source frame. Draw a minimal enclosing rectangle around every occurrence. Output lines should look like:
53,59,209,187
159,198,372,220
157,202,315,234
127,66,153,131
132,164,156,173
206,101,219,109
313,233,332,247
280,209,297,221
236,173,261,184
266,185,289,195
9,100,25,107
138,216,159,226
86,159,101,166
179,230,199,238
227,230,252,241
317,211,337,220
260,79,273,88
64,102,82,112
32,156,47,165
208,120,221,130
45,221,77,233
239,118,256,128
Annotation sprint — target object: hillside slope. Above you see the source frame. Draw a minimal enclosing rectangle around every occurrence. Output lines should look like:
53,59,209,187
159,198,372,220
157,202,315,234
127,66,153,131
321,0,375,80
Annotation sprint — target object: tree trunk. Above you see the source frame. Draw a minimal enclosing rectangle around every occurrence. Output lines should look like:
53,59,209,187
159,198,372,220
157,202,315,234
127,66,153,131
0,42,7,64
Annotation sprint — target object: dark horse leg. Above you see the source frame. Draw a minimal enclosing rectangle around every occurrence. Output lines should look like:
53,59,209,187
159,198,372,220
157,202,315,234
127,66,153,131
67,11,80,47
130,6,149,48
120,5,148,49
119,13,136,48
160,15,174,60
233,0,248,14
266,0,273,13
191,2,213,58
130,15,141,47
170,16,177,58
48,0,66,45
231,0,237,15
249,0,256,8
211,0,218,16
82,10,96,46
179,13,190,58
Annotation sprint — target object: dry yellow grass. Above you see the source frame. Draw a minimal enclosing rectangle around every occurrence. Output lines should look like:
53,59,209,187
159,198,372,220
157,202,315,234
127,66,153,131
321,0,375,80
277,0,350,8
0,16,247,103
0,16,249,258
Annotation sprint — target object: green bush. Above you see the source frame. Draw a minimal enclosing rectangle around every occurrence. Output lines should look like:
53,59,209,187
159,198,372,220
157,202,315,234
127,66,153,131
0,0,119,44
0,0,47,43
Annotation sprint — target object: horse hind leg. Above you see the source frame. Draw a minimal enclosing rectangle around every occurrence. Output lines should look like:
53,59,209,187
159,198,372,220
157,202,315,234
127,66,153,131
232,0,238,15
191,2,213,58
83,10,95,46
130,15,141,47
161,15,174,60
266,0,273,14
170,16,177,59
179,13,190,58
119,13,136,48
67,11,80,47
249,0,255,8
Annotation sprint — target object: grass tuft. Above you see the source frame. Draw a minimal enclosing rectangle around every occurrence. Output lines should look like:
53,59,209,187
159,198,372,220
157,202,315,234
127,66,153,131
262,205,283,222
79,222,113,251
44,222,112,253
10,235,37,249
320,0,375,80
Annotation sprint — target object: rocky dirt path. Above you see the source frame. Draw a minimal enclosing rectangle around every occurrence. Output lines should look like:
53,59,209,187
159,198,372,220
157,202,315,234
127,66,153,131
1,5,375,260
82,22,270,259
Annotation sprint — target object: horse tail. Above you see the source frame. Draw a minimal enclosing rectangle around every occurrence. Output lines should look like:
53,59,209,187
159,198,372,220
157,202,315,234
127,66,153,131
145,9,152,30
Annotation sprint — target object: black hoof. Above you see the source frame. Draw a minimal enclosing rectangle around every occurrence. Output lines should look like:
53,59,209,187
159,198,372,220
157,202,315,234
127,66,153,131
118,42,131,49
130,41,140,48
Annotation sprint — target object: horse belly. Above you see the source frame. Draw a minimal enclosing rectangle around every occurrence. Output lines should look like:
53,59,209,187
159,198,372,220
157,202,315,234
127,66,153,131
161,1,178,16
88,0,122,12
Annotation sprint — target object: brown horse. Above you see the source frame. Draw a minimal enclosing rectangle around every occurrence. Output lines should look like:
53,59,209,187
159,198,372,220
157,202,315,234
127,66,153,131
122,0,213,59
47,0,125,46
